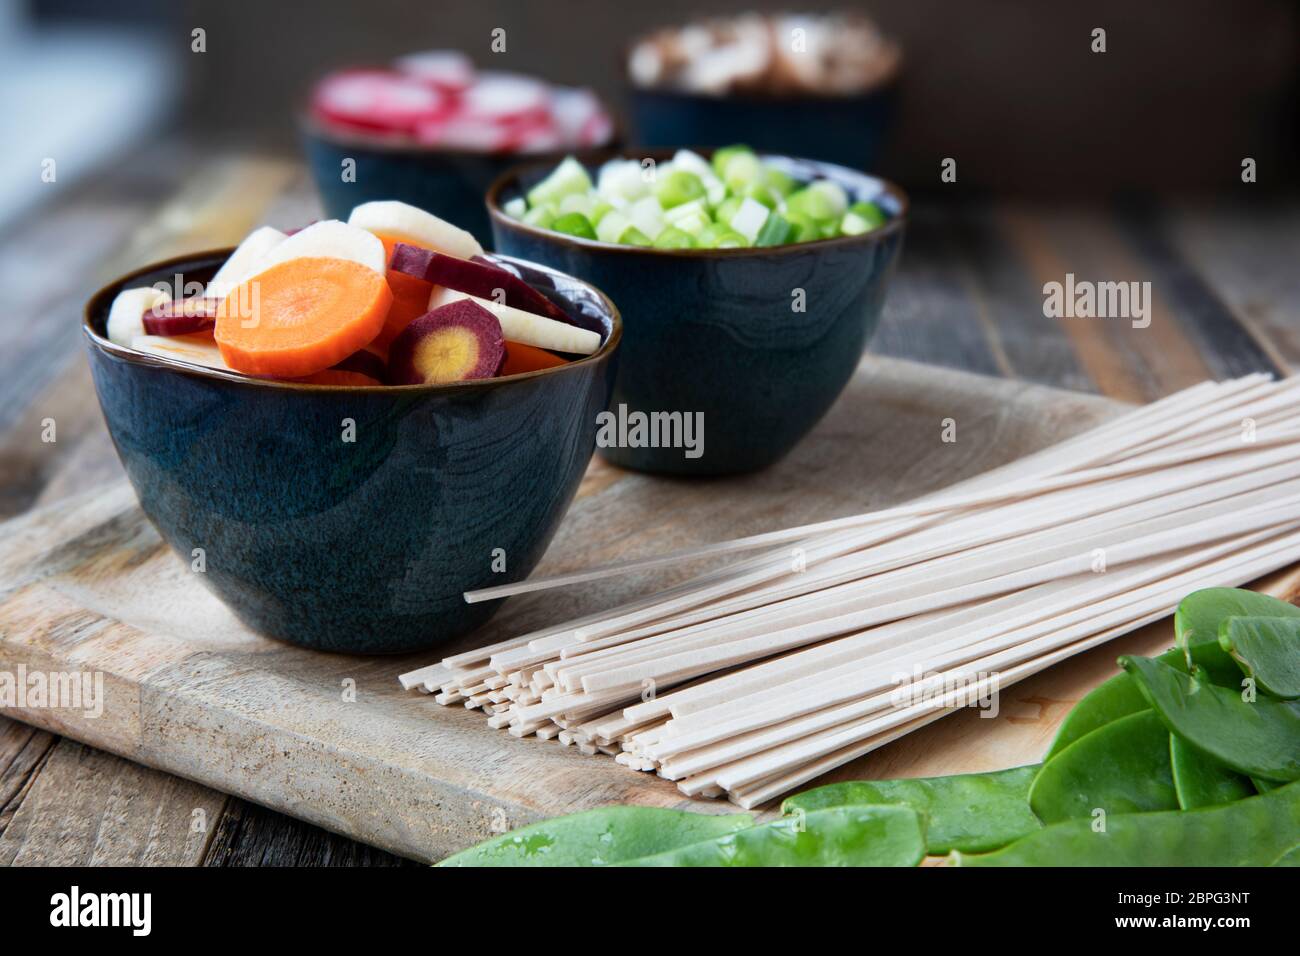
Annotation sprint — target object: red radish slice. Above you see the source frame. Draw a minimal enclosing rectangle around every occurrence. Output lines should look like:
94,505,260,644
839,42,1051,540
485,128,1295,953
144,297,220,336
550,88,602,141
386,301,506,385
389,242,569,323
415,117,516,152
394,50,475,92
461,72,550,124
313,70,451,133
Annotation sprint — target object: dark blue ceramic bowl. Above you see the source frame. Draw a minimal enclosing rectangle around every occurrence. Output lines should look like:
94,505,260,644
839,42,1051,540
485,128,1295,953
487,152,907,475
302,116,617,248
627,85,897,173
83,250,620,654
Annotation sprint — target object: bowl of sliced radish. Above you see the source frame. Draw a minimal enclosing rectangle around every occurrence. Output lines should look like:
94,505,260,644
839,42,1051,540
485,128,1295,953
302,51,617,247
83,201,621,654
487,147,906,475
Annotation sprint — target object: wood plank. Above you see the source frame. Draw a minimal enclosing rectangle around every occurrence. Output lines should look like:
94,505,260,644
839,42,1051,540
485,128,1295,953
1037,207,1215,397
1113,200,1282,381
203,798,413,867
950,204,1097,393
0,738,226,866
0,356,1128,862
0,716,57,837
1165,199,1300,372
871,203,1007,377
997,205,1148,401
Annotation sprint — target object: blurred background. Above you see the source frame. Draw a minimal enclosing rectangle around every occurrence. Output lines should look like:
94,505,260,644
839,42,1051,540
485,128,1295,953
4,0,1296,225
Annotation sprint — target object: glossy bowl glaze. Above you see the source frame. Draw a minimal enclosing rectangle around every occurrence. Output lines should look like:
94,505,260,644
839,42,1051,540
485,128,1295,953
83,250,620,654
302,116,618,247
487,151,906,475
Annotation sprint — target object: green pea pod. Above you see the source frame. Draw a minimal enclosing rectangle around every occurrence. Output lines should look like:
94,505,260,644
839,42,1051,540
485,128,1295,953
1218,616,1300,699
1272,844,1300,866
1169,734,1255,809
618,805,926,867
1174,588,1300,687
437,806,752,867
781,765,1041,854
1045,647,1183,759
1030,710,1179,823
1121,655,1300,782
954,781,1300,866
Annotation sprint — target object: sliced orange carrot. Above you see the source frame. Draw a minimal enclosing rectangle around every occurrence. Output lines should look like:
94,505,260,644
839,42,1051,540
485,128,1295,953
500,341,569,376
373,233,434,352
294,369,383,386
215,256,391,378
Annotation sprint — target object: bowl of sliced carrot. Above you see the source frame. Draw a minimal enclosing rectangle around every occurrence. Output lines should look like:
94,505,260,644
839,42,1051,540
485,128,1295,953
83,201,620,654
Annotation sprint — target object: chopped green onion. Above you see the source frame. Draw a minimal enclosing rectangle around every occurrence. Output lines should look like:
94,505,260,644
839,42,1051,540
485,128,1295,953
713,196,743,228
522,205,557,229
711,144,754,178
552,212,597,239
755,213,795,247
527,156,592,208
763,167,800,197
653,227,696,249
656,170,707,209
728,197,770,244
595,209,632,244
620,226,653,246
721,152,763,192
848,200,888,228
515,147,891,249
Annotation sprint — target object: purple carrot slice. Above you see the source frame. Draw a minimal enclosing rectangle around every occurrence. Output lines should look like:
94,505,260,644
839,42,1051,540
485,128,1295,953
385,299,506,385
388,242,569,323
143,297,220,336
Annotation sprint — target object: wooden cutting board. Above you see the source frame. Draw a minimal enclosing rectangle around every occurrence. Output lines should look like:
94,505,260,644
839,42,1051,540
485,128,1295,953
2,354,1296,863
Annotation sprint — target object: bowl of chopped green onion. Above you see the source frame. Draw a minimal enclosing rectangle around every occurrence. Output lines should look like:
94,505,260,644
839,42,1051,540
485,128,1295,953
486,146,906,475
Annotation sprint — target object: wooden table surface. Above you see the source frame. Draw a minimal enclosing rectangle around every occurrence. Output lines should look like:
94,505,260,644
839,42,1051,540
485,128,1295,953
0,147,1296,865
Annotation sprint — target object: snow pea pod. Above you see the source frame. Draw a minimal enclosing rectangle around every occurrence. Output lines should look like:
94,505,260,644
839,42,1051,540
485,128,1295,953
1030,710,1179,823
781,764,1041,853
618,805,925,867
1169,734,1255,810
1272,844,1300,866
1121,654,1300,782
1175,588,1300,687
1045,647,1183,759
1218,616,1300,699
437,806,751,867
954,781,1300,866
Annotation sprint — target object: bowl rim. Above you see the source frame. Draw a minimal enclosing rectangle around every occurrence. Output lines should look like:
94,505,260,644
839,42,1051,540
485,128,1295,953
485,148,909,259
83,248,622,394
